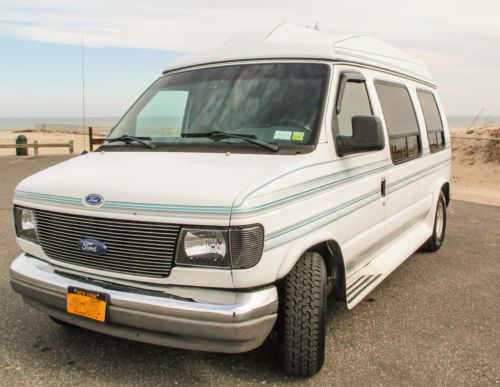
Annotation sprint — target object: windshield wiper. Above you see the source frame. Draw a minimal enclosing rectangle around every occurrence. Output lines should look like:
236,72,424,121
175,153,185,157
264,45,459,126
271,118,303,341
106,135,157,149
183,131,279,152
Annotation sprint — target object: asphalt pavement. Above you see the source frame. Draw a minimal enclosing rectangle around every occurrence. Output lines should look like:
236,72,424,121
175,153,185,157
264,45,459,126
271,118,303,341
0,155,499,386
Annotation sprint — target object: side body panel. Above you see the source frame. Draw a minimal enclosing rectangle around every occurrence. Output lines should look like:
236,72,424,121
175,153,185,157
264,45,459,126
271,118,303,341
343,69,451,307
232,64,389,288
232,65,451,307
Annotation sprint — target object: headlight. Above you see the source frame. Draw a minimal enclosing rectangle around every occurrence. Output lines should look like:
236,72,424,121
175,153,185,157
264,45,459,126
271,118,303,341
176,229,230,268
175,225,264,269
14,207,39,243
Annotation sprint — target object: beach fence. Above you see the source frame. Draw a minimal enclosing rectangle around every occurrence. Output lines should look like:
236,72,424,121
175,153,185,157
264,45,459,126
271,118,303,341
450,135,500,142
0,126,110,156
450,134,500,163
0,137,74,156
89,127,105,151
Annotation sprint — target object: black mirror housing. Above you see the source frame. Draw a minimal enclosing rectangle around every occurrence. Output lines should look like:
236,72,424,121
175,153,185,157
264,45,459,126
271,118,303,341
335,115,385,156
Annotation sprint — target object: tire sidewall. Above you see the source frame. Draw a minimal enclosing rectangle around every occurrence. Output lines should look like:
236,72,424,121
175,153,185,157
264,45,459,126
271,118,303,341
277,251,327,376
433,193,447,248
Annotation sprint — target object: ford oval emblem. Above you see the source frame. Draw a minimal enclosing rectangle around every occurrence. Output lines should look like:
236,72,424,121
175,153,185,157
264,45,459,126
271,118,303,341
85,194,104,206
78,238,107,255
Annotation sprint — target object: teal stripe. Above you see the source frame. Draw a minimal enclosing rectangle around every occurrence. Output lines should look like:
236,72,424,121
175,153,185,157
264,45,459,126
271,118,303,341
389,158,449,187
13,159,391,215
15,191,81,204
264,190,380,251
264,158,451,250
387,159,450,194
14,190,230,214
266,189,379,241
14,155,450,216
102,201,230,213
233,160,390,214
233,156,390,207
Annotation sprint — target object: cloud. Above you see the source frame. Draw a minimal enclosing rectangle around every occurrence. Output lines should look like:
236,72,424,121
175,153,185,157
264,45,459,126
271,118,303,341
1,0,498,52
0,0,499,114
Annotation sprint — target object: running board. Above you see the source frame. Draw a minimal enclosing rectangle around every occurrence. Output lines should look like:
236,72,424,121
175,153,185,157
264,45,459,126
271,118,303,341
345,221,431,309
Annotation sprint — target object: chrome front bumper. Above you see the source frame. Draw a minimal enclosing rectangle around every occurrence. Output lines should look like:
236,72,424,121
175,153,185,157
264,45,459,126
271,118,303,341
10,254,278,353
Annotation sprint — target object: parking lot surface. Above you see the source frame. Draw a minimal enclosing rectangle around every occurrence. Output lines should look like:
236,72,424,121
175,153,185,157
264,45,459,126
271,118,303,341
0,155,499,386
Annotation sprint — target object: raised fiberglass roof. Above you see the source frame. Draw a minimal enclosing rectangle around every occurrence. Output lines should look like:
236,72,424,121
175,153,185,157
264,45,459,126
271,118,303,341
164,23,433,84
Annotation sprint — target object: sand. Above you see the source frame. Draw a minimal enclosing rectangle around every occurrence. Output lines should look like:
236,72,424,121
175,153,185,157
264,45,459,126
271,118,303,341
0,129,106,156
450,127,500,206
1,127,499,206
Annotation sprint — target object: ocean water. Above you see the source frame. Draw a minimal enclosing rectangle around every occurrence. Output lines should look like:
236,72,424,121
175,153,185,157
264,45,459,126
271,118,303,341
446,115,500,130
0,115,498,131
0,117,120,131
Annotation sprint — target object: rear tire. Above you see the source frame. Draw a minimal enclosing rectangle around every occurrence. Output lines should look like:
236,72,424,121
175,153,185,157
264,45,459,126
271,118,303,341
277,251,327,377
420,191,447,252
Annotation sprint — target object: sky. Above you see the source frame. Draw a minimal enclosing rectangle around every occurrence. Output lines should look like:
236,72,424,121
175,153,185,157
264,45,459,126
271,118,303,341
0,0,499,118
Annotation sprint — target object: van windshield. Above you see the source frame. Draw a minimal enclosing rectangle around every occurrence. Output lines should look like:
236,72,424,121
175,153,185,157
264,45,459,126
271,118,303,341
105,63,329,154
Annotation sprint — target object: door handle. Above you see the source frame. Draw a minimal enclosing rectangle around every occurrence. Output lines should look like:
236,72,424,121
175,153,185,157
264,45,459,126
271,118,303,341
381,177,386,197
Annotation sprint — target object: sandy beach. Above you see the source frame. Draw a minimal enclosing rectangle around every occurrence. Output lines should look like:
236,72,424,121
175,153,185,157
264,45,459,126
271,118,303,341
1,126,499,206
449,127,500,206
0,128,107,156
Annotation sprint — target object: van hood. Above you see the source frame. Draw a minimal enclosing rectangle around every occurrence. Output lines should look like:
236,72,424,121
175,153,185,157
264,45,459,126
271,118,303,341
14,152,298,224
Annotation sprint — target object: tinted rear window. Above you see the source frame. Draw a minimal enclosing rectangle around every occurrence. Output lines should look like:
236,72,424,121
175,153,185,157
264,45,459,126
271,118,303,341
375,82,419,137
417,90,443,132
375,81,421,163
417,90,445,153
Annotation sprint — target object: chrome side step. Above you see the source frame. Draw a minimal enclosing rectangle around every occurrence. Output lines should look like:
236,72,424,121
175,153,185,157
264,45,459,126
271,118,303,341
346,274,382,304
345,221,432,309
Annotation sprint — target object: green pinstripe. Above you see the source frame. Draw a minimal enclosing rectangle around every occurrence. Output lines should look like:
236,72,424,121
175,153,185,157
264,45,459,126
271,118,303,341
14,152,450,221
263,157,451,250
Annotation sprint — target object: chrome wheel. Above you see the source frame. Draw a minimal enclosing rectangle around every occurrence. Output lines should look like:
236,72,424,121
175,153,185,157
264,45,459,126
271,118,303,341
435,200,445,240
420,191,447,252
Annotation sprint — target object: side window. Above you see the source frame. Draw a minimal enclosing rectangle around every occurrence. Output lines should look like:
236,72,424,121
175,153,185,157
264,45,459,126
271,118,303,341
417,90,445,153
136,90,189,138
336,79,372,136
374,81,421,163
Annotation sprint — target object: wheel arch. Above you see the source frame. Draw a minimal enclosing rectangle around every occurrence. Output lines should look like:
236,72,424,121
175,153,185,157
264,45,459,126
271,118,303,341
441,181,451,207
431,177,450,209
276,232,346,300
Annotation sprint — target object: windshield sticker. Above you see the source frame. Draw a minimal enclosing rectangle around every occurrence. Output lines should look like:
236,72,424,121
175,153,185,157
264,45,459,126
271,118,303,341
292,132,305,141
274,130,292,140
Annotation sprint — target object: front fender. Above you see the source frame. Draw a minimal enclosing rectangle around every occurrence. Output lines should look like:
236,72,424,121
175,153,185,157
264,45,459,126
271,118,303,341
276,229,337,280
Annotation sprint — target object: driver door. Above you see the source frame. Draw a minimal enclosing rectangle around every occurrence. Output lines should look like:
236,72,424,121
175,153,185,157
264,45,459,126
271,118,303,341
331,68,388,278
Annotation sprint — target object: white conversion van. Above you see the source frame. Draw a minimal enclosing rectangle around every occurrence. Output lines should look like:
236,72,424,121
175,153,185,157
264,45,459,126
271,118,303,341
10,24,451,376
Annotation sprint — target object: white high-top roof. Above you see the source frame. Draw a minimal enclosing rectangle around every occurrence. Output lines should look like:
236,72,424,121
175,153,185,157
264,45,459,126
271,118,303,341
164,23,433,84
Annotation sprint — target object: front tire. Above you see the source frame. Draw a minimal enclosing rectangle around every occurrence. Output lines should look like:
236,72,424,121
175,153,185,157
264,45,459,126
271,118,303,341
421,191,447,252
277,251,327,376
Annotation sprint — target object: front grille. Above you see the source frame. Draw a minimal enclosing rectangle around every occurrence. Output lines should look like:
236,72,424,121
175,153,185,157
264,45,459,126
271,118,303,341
34,209,180,278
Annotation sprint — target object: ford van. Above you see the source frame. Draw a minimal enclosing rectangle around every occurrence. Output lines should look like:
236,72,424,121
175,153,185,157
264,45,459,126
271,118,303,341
10,23,451,376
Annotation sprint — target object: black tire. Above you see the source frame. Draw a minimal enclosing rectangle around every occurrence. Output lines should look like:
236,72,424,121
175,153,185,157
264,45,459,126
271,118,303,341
420,191,447,252
277,251,327,377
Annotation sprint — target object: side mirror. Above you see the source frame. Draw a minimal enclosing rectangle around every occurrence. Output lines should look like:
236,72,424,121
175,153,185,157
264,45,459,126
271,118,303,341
335,115,385,156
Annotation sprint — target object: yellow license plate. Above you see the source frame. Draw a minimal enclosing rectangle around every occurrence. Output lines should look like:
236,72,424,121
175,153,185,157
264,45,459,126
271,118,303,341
67,287,108,323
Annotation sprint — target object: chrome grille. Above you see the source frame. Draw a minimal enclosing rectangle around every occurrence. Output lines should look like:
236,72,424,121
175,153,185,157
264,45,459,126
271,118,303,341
34,209,180,278
229,225,264,269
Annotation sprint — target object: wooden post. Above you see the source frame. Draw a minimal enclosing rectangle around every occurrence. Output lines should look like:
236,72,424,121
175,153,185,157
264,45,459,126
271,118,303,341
89,126,93,151
69,140,74,154
34,141,39,156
